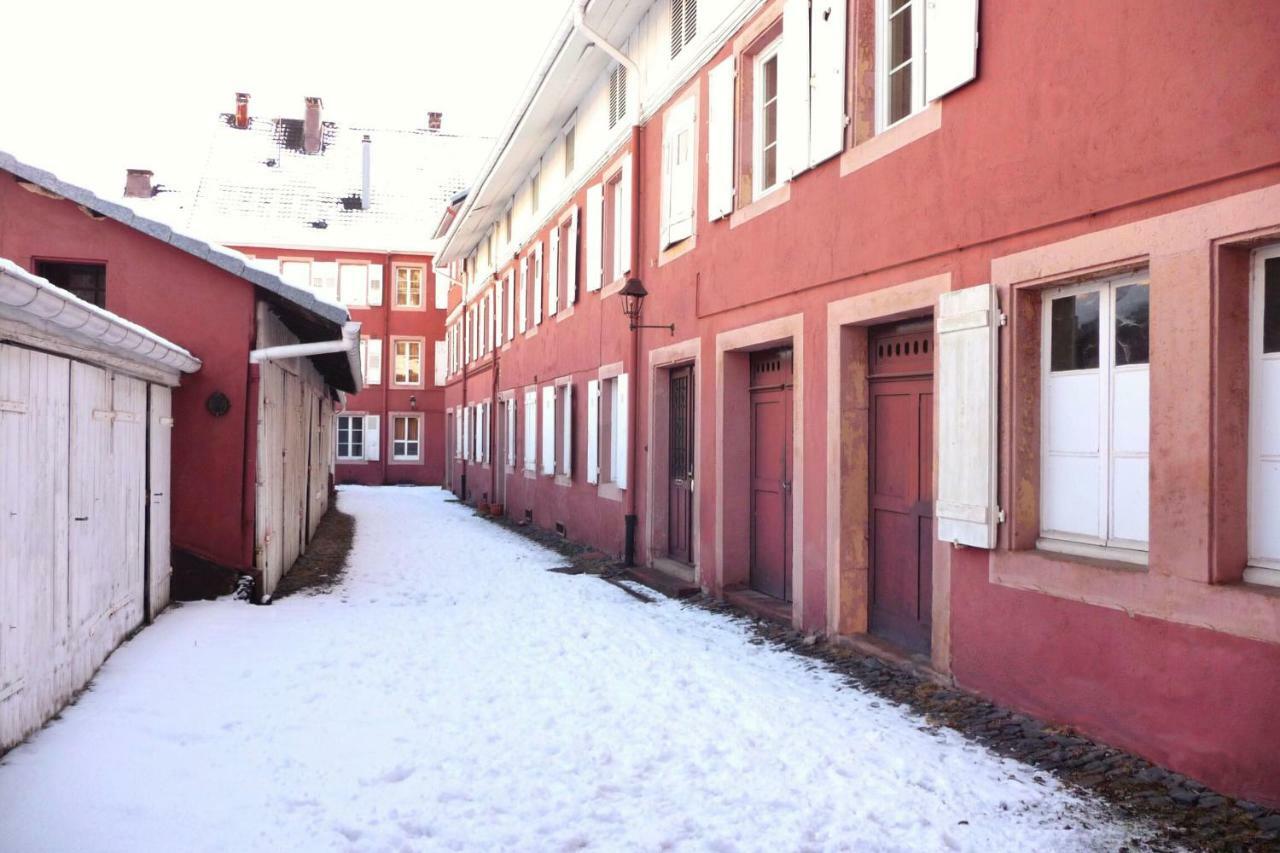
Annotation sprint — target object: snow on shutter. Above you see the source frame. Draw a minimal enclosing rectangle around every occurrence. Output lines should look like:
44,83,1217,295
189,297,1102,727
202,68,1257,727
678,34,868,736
706,56,736,221
566,207,579,304
313,261,338,302
365,414,381,461
548,227,560,316
936,282,1000,548
366,338,383,385
586,379,600,484
541,386,556,475
780,0,812,179
924,0,979,102
434,340,446,386
519,258,528,332
614,374,629,489
533,243,544,324
585,184,604,292
562,382,573,476
808,0,846,167
506,272,515,339
368,263,384,306
617,155,632,276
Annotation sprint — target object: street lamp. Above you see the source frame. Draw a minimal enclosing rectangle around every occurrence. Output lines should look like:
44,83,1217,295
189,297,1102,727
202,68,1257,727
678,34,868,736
619,277,674,334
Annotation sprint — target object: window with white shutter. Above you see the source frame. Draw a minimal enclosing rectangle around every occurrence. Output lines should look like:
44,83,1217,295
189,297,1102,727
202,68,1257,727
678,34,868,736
548,227,560,316
495,277,504,347
808,0,847,166
753,41,783,196
455,407,463,459
533,243,544,324
365,338,383,385
661,99,696,247
615,156,632,279
434,340,446,386
541,386,556,475
671,0,697,58
523,390,537,471
560,382,574,477
1039,274,1150,557
519,257,529,331
936,283,1000,548
779,0,808,178
609,65,628,129
507,399,517,469
614,374,629,489
586,379,600,484
1248,245,1280,587
337,414,365,461
364,414,381,462
585,184,604,292
368,263,384,306
312,261,338,302
924,0,979,103
566,208,579,304
339,263,369,307
280,259,311,289
706,57,736,221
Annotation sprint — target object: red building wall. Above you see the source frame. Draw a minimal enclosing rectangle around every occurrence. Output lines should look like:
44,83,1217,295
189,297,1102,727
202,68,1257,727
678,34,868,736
235,247,446,486
0,175,258,574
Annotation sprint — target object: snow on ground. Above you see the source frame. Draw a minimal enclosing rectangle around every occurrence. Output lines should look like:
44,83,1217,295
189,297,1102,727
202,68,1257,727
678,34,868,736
0,487,1145,853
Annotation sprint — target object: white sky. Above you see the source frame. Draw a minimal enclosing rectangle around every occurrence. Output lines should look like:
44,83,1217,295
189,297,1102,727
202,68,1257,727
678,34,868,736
2,0,567,197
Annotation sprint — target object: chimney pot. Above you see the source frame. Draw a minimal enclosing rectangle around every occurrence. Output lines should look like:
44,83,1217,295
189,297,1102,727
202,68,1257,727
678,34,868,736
124,169,154,199
234,92,250,129
303,96,324,154
361,135,372,210
427,111,443,133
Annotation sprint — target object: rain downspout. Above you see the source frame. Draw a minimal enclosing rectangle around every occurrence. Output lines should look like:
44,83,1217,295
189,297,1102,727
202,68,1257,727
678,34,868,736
573,0,644,566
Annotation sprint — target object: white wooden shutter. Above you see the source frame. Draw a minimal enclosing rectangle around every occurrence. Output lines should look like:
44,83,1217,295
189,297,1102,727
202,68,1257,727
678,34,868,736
586,379,600,484
548,227,560,316
518,258,528,332
808,0,846,167
562,382,573,476
936,282,1000,548
455,407,463,458
495,278,504,346
614,373,629,489
585,184,604,292
566,207,579,304
507,400,517,467
541,386,556,475
780,0,812,178
365,414,381,461
663,100,696,246
313,261,338,302
366,338,383,385
533,243,544,324
475,404,485,464
434,340,446,386
707,56,736,221
368,264,384,306
524,391,537,470
617,155,632,276
925,0,979,102
506,272,515,339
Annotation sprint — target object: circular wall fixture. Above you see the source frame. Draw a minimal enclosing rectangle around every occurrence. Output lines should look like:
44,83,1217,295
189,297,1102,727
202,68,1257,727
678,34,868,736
206,391,232,417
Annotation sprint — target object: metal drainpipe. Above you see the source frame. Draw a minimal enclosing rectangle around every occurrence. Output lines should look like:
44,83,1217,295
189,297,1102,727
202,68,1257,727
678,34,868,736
382,253,392,485
460,291,469,502
573,0,644,566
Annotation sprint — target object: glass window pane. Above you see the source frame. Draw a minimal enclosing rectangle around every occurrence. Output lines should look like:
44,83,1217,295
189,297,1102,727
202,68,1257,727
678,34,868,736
1050,291,1100,372
888,66,912,125
1114,283,1150,366
1265,257,1280,354
762,144,777,190
763,55,777,103
890,4,912,68
763,101,777,149
890,0,910,12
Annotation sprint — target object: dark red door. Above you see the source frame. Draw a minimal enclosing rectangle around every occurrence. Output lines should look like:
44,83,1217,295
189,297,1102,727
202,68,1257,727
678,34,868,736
668,366,695,564
749,348,794,602
868,322,934,654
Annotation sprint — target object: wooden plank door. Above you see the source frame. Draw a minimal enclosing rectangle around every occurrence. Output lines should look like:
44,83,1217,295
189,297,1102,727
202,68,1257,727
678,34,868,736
147,385,173,618
69,361,116,632
868,322,935,654
749,348,794,602
667,365,695,564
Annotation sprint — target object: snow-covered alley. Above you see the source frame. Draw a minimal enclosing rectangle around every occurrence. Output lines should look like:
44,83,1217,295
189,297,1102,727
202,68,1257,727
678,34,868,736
0,487,1146,853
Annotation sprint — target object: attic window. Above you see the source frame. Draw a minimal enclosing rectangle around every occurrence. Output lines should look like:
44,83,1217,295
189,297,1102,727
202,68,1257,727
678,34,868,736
340,193,364,211
671,0,697,58
609,65,628,129
36,260,106,308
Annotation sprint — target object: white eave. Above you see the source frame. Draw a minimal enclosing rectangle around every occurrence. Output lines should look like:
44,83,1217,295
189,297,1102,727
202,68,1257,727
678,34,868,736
0,258,202,378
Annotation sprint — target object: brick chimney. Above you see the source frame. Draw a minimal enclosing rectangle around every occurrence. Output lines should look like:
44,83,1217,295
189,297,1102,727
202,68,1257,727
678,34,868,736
303,96,324,154
427,111,443,133
234,92,250,129
123,169,154,199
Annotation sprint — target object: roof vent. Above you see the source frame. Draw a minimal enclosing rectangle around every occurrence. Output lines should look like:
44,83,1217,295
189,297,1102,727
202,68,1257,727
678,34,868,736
234,93,250,130
303,97,324,154
310,219,329,229
427,111,443,133
123,169,155,199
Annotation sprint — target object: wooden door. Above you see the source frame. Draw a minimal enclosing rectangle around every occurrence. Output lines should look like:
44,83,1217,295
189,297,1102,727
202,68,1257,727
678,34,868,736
147,385,173,619
667,365,695,564
868,322,935,654
749,348,794,602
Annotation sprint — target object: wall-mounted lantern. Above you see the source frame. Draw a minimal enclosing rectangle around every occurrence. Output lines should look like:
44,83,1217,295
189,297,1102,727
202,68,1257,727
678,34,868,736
620,278,674,335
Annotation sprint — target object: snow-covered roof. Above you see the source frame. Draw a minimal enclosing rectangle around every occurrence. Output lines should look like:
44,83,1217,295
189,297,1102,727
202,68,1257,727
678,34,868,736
0,257,202,380
0,149,351,329
173,111,491,254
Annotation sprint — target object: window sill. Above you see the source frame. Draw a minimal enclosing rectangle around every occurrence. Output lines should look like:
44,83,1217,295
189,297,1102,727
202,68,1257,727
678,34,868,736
523,467,537,479
337,458,366,464
657,235,697,268
729,183,790,230
1035,537,1149,569
556,304,575,323
554,473,572,487
840,101,942,178
389,458,422,465
597,482,625,502
601,275,629,298
1243,565,1280,589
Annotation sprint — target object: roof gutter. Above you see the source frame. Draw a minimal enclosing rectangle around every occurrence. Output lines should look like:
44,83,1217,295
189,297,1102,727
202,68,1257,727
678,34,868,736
249,320,364,393
573,0,642,125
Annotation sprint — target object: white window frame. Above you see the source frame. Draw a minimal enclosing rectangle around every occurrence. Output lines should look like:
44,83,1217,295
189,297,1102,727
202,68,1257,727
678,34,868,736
336,413,365,461
753,37,783,198
1038,272,1150,563
875,0,926,132
523,389,538,472
393,264,426,310
279,258,312,289
391,336,425,388
1247,244,1280,587
338,261,370,307
609,173,627,282
391,414,423,462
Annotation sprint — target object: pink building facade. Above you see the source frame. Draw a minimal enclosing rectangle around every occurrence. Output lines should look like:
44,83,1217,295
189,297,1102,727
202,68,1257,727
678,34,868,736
437,0,1280,806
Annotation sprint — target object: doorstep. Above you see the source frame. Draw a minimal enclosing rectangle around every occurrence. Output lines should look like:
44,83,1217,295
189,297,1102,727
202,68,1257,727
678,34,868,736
722,584,793,626
619,560,700,599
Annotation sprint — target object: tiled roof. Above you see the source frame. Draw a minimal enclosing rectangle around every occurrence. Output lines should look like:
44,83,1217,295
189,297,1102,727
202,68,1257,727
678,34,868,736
177,114,491,253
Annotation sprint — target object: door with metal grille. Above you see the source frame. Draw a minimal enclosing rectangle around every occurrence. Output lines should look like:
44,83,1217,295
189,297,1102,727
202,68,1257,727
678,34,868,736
667,365,695,564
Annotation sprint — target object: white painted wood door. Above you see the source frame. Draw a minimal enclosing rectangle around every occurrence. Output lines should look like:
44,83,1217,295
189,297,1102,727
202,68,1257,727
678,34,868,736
148,385,173,618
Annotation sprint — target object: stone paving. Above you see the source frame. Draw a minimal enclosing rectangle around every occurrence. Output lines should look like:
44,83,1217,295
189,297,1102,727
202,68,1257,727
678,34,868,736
473,504,1280,852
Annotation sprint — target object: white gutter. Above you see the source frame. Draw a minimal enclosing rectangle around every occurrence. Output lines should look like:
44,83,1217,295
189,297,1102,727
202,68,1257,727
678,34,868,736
249,320,362,365
573,0,642,125
0,257,201,374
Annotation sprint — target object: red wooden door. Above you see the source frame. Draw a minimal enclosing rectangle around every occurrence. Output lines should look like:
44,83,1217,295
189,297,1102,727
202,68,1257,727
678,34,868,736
749,348,794,602
868,322,934,654
668,366,695,564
